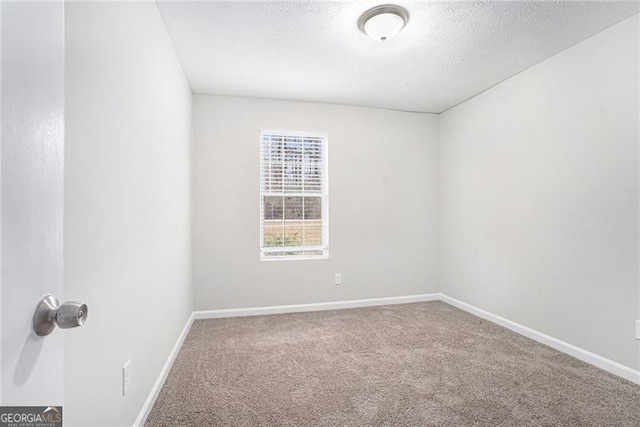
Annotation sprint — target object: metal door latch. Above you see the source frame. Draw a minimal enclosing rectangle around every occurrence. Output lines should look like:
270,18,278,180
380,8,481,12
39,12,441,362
33,294,88,336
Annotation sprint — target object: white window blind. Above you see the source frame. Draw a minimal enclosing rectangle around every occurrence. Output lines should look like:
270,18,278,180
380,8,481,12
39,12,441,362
260,130,328,260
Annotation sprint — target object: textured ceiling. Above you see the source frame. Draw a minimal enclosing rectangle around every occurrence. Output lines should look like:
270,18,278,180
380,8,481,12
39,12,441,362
157,1,639,113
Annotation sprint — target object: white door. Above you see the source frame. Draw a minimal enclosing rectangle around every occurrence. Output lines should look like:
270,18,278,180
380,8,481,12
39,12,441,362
1,0,65,406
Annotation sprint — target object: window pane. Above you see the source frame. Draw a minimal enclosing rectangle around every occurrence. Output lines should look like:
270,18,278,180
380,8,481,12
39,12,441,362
301,250,323,256
284,197,303,220
283,221,303,247
264,196,283,220
284,137,302,193
303,197,321,220
268,136,283,192
304,221,322,246
270,164,283,192
263,251,285,258
303,140,322,192
303,196,321,246
263,220,284,247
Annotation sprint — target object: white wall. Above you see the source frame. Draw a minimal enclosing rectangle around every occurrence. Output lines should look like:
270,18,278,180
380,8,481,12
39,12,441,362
64,3,192,426
193,96,438,310
439,15,639,370
1,0,65,405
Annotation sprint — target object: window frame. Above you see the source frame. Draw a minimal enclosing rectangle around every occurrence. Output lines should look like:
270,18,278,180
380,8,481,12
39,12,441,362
259,130,329,261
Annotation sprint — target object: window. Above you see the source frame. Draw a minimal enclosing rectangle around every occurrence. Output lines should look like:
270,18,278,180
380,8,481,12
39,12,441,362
260,130,328,260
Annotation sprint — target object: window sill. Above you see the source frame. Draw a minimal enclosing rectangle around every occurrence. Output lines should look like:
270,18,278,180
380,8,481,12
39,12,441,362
260,253,329,262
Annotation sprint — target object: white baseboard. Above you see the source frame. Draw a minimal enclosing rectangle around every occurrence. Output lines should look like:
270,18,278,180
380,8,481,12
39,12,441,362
439,293,640,385
193,293,440,320
134,312,195,427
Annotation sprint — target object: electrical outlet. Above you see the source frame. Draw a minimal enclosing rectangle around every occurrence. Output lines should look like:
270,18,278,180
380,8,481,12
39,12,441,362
123,360,132,396
636,320,640,340
334,273,342,285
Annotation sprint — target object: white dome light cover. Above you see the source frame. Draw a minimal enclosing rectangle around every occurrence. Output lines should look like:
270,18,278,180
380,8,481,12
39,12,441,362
358,4,409,42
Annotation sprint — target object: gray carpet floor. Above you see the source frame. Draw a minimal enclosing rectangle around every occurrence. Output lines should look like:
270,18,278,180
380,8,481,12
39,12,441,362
146,301,640,426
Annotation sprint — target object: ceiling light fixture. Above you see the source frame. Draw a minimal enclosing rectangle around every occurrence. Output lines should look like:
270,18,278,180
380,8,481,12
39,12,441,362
358,4,409,42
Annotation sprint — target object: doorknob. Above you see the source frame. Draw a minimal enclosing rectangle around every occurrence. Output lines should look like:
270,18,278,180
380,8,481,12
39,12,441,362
32,294,88,336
